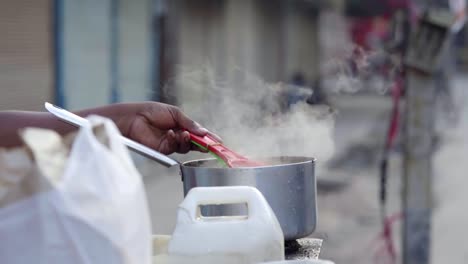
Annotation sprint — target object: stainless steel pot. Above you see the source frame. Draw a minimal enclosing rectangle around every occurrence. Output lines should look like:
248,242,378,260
180,156,316,240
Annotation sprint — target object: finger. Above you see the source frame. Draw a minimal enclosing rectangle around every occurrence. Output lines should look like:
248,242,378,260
174,131,191,154
206,129,223,143
177,130,208,153
174,109,208,136
160,129,178,155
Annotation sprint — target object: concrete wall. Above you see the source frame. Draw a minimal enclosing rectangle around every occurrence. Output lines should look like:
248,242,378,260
175,0,227,77
62,0,112,110
119,0,153,102
0,0,53,111
62,0,153,110
171,0,320,102
283,5,320,83
174,0,287,82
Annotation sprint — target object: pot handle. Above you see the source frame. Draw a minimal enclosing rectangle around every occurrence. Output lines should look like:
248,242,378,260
178,186,275,221
45,102,179,167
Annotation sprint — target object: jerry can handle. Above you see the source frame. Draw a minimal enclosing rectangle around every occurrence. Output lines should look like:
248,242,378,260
178,186,273,222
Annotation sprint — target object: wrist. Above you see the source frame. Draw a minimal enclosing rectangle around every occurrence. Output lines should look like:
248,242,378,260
75,103,142,137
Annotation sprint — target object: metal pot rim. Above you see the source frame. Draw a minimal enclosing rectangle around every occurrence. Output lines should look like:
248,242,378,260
181,156,316,169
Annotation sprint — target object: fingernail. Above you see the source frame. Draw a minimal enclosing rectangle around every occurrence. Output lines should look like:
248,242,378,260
168,129,175,138
184,132,190,142
207,130,222,142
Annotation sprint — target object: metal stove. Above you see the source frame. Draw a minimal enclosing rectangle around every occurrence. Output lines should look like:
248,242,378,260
285,238,323,260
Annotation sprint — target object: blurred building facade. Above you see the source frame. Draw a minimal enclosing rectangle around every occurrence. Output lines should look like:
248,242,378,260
162,0,322,104
0,0,323,110
0,0,54,111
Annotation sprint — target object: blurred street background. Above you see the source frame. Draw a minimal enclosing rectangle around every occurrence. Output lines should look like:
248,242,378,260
1,0,468,263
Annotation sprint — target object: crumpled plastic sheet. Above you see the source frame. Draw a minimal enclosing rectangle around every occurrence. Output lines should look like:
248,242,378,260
0,128,72,207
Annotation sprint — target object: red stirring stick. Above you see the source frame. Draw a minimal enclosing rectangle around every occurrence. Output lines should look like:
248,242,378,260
189,133,265,168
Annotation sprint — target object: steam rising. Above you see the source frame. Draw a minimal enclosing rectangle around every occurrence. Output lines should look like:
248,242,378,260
321,45,398,96
164,42,399,163
165,67,335,162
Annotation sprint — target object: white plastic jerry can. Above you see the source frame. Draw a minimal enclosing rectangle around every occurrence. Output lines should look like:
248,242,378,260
167,186,285,264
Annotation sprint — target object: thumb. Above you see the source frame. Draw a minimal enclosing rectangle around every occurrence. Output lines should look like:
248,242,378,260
175,110,208,136
176,110,222,142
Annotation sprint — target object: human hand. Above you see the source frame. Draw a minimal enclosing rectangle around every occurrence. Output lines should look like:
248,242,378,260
98,102,220,155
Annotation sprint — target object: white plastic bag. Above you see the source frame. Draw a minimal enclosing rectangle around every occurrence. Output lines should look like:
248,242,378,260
0,116,152,264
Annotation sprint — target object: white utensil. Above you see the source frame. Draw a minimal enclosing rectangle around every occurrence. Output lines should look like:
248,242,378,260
44,102,179,167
